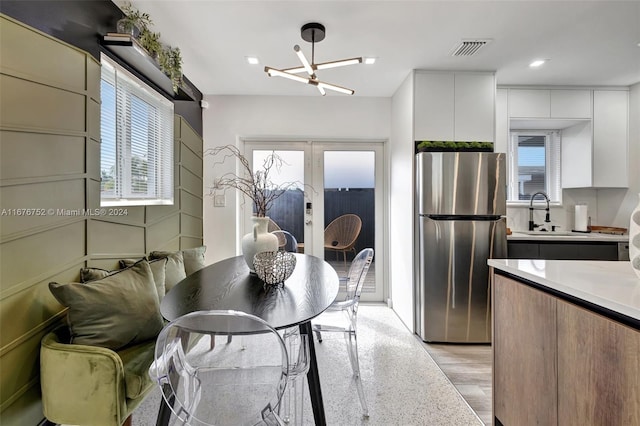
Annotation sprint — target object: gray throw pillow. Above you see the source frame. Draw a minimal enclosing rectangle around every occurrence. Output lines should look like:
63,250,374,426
49,260,164,351
150,246,206,275
119,257,167,299
148,251,186,292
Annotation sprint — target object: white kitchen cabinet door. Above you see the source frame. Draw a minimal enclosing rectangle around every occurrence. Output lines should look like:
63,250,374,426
495,88,509,153
550,90,592,119
454,73,495,142
592,90,628,187
561,121,593,188
509,89,550,118
414,72,454,141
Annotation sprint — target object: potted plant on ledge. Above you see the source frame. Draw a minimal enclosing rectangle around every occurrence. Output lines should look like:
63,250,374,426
116,2,152,38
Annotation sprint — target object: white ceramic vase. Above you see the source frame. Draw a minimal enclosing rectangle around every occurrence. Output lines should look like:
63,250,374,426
242,216,279,273
630,193,640,279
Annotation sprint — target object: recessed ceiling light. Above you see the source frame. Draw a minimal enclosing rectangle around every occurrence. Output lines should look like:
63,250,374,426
364,57,377,65
529,59,546,68
246,56,259,65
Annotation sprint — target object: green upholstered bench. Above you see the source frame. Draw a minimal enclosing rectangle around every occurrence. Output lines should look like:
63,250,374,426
40,246,206,426
40,327,155,426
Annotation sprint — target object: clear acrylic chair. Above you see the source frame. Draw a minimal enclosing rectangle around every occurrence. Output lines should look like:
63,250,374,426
279,328,309,425
271,230,298,253
150,310,290,426
312,248,374,417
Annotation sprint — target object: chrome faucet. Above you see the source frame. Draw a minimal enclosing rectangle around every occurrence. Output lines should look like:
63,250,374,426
529,191,551,231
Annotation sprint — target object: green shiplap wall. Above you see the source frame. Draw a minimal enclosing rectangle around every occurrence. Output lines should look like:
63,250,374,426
0,14,203,425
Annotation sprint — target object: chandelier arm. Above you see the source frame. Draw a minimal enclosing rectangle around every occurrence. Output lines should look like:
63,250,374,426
264,67,311,84
314,57,363,70
293,45,314,76
309,78,355,95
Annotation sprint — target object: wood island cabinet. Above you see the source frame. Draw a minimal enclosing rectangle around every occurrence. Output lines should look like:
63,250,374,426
493,273,640,426
557,302,640,425
493,275,557,425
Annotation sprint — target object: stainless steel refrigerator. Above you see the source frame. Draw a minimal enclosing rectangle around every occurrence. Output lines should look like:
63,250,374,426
415,152,507,343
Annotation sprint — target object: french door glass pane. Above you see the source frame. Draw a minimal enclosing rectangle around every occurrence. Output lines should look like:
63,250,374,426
252,150,305,246
323,151,375,284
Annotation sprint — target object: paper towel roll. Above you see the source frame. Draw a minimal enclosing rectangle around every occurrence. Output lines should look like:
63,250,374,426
575,204,588,231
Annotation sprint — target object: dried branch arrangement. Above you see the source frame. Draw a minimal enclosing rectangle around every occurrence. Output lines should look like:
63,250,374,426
206,145,303,217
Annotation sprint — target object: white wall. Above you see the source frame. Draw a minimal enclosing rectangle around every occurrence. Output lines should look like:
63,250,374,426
389,72,415,330
202,95,391,264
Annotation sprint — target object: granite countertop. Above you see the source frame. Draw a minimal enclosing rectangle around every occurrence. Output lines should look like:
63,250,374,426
489,259,640,321
508,231,629,242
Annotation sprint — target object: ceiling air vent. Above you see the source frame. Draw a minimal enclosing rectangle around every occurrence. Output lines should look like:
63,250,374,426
450,39,491,57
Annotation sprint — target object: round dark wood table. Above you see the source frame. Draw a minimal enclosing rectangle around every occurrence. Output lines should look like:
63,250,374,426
159,253,339,426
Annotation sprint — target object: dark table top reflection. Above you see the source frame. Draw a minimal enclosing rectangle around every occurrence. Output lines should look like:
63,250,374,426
161,253,339,329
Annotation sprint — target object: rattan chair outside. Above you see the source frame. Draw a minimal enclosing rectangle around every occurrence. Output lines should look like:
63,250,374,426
324,214,362,265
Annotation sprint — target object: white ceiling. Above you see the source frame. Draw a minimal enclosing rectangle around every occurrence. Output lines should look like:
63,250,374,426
125,0,640,97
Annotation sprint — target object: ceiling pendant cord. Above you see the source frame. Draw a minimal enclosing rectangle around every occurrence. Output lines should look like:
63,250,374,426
311,29,315,66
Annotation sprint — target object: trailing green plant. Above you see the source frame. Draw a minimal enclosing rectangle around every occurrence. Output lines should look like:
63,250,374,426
139,29,162,58
159,46,183,93
118,2,152,35
114,2,184,94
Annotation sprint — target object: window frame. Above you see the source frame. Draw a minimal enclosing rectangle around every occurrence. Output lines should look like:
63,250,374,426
100,53,174,207
507,130,562,206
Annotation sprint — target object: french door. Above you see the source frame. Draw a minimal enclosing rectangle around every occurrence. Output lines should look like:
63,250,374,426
243,140,384,302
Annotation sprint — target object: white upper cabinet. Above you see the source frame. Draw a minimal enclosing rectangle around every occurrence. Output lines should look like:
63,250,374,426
550,90,592,119
559,90,628,188
455,73,495,142
414,71,495,142
509,89,591,119
592,90,628,187
509,89,550,118
414,72,454,141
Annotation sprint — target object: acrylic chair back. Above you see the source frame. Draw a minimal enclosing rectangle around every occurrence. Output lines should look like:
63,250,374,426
344,248,374,304
271,230,298,253
150,310,289,426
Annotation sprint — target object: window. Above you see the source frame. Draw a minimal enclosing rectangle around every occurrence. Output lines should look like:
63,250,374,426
508,130,561,204
100,54,174,206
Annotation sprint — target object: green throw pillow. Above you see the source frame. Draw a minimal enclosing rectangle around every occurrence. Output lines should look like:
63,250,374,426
150,246,206,275
49,260,164,351
148,250,186,292
79,266,114,283
119,257,167,299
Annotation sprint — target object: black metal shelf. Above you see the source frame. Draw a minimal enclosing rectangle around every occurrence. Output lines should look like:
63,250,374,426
101,35,197,101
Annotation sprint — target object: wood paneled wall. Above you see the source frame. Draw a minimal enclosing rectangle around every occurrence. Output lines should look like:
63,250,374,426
0,15,203,425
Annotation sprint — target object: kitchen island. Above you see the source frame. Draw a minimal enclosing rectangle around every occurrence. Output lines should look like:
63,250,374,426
489,259,640,426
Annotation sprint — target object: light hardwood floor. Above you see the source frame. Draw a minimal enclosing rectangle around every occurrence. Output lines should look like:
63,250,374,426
420,342,493,425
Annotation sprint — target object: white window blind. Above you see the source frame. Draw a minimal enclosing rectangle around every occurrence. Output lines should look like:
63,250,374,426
508,130,561,204
100,54,174,206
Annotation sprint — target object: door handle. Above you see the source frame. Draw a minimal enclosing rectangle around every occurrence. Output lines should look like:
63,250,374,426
305,220,312,225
